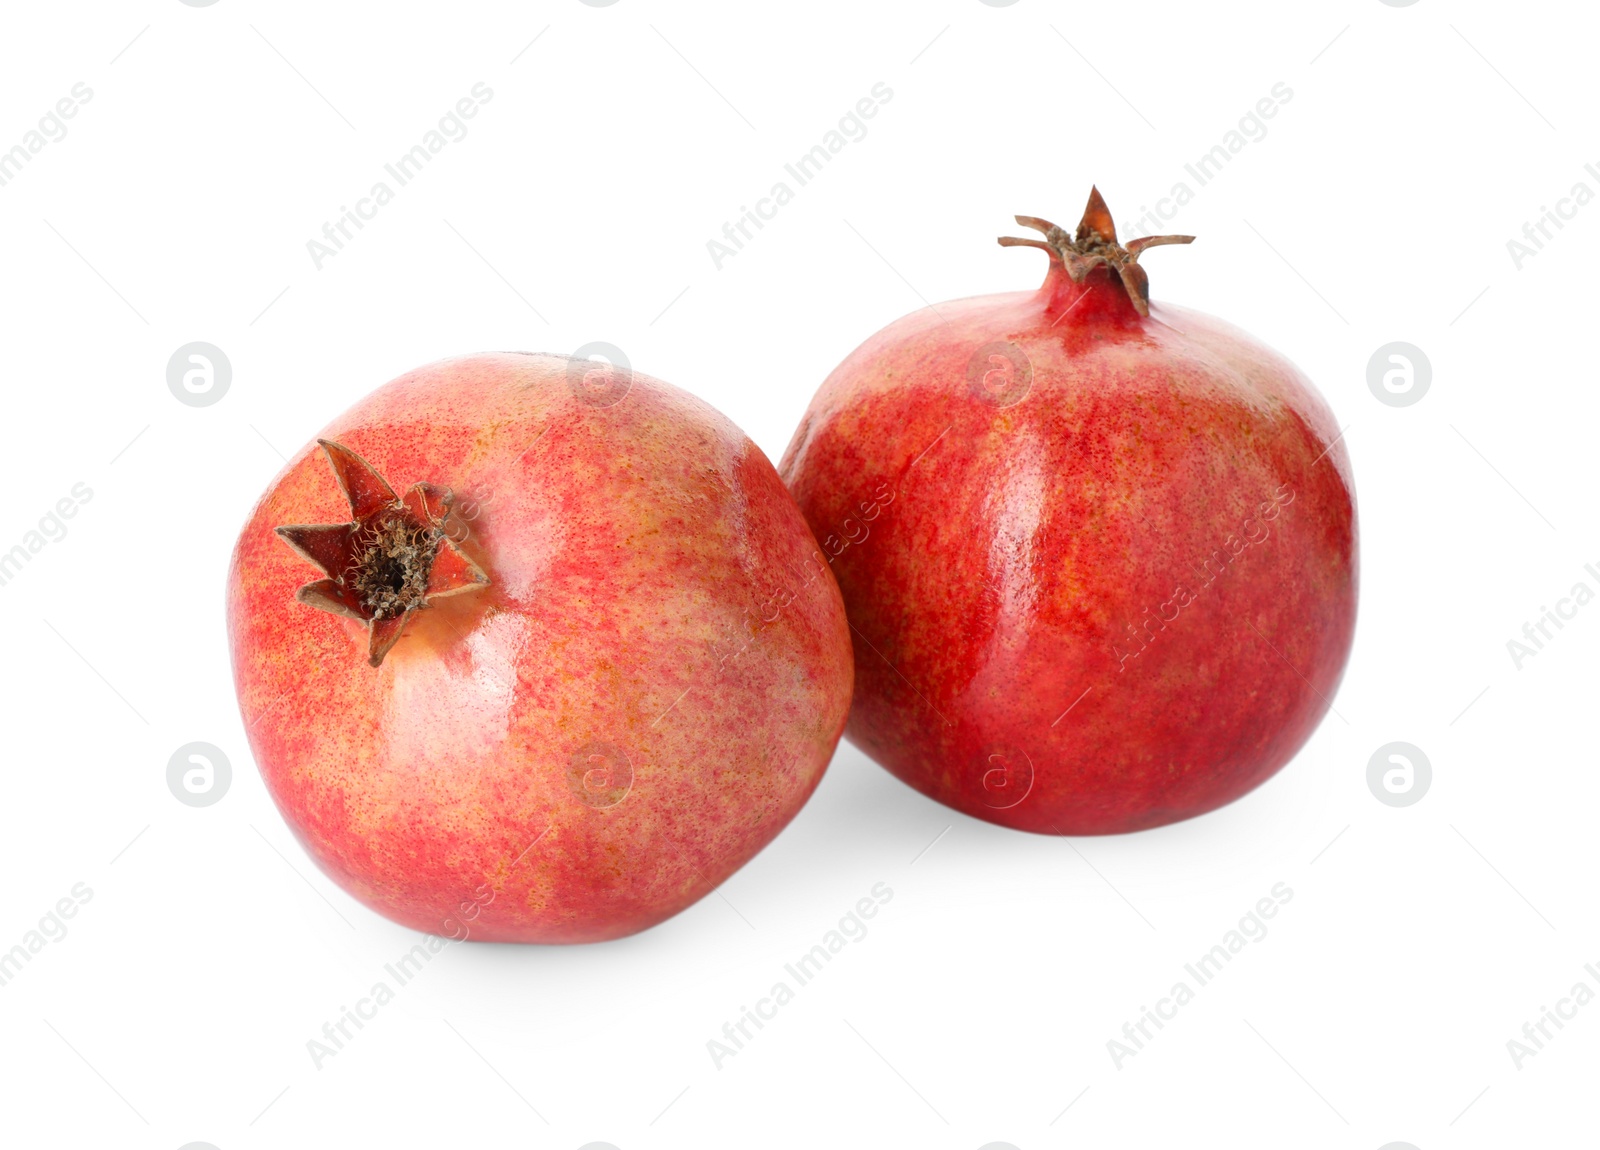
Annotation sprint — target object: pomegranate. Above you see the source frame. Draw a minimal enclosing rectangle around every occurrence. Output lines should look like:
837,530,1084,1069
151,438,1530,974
781,188,1356,835
228,353,853,942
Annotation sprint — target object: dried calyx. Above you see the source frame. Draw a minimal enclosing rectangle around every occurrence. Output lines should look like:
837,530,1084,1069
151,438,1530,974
276,439,489,666
999,186,1194,316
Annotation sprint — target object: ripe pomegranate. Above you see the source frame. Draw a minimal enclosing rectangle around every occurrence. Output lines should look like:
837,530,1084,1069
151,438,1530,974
781,189,1356,835
228,353,853,942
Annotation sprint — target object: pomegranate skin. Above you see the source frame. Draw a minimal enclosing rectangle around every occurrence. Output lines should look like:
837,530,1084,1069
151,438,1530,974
228,353,852,942
781,258,1356,835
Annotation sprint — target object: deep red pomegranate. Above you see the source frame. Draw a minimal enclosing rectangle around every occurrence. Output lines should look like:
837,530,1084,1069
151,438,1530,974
228,353,852,942
781,188,1356,834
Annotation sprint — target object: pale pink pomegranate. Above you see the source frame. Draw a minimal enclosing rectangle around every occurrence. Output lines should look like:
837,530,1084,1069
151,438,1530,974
228,353,852,942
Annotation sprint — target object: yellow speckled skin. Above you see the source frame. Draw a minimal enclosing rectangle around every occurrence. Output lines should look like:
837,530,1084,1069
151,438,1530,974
228,354,853,943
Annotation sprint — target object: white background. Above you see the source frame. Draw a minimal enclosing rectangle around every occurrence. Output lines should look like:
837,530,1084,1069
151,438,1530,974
0,1,1594,1147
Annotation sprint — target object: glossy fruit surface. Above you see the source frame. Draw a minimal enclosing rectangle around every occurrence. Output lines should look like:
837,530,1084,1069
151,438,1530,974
228,353,852,941
781,189,1356,834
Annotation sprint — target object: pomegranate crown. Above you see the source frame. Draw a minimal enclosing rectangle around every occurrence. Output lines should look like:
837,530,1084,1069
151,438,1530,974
999,186,1194,316
275,440,489,667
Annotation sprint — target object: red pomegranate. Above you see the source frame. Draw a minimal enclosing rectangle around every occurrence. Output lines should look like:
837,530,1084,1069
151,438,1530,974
228,353,852,942
781,189,1356,834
